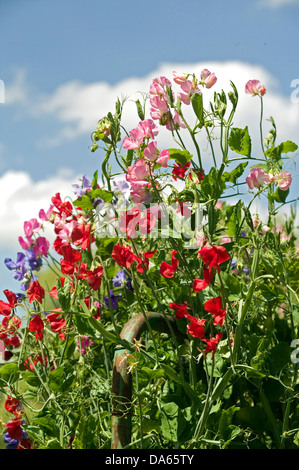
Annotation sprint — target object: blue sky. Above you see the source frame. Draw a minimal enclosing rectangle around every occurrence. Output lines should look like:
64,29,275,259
0,0,298,294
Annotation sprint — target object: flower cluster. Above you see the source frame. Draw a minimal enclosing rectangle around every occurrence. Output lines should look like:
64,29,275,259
1,396,32,449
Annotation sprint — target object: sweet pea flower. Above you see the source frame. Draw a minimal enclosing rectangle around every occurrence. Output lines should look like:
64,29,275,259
166,110,187,131
24,218,41,238
150,95,170,122
39,204,54,222
178,80,201,105
246,167,270,190
200,69,217,88
245,80,266,97
123,120,157,150
150,76,173,102
156,149,170,168
72,175,92,197
173,71,188,85
274,170,292,191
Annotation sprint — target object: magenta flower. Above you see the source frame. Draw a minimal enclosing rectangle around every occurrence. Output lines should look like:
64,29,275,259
39,204,54,221
24,218,41,238
245,80,266,97
33,237,50,258
246,167,270,190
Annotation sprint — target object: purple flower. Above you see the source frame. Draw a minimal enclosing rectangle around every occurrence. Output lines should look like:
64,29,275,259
231,258,238,269
113,269,133,291
103,290,121,310
25,250,43,271
4,253,27,281
72,175,92,197
112,180,129,193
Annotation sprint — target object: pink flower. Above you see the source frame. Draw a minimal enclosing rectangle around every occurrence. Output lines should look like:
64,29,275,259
200,69,217,88
138,119,159,139
24,218,41,238
143,142,169,167
173,71,188,85
156,149,170,167
246,167,270,189
150,95,169,121
18,236,34,250
130,181,151,203
123,125,145,150
245,80,266,97
166,111,187,131
33,237,50,258
39,204,54,222
274,170,292,191
150,76,173,102
127,159,150,183
144,141,158,162
178,80,200,105
58,220,78,245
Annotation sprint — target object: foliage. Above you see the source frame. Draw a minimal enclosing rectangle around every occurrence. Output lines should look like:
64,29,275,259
0,71,298,450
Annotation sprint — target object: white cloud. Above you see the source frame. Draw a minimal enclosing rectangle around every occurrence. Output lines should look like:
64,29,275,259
257,0,299,8
0,168,80,250
32,60,299,156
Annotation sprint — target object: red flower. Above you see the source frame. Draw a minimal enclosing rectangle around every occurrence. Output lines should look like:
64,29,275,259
193,268,214,292
23,354,47,371
169,301,188,319
27,281,45,304
28,314,44,341
79,265,104,291
198,244,230,273
18,438,32,449
184,314,206,339
60,244,82,275
202,332,223,358
160,250,179,278
204,296,226,326
112,243,138,269
71,223,93,251
136,250,158,273
6,418,23,440
172,161,191,181
47,309,66,340
0,290,18,316
51,192,73,217
5,396,21,415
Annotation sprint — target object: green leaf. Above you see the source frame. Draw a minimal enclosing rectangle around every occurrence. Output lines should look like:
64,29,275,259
223,162,248,184
160,402,179,442
135,99,145,121
0,363,20,384
21,370,40,388
228,126,251,157
48,363,75,393
161,364,201,407
168,148,193,166
72,415,98,449
89,188,114,203
191,93,204,123
279,140,298,154
273,187,289,203
73,194,94,210
57,277,70,311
